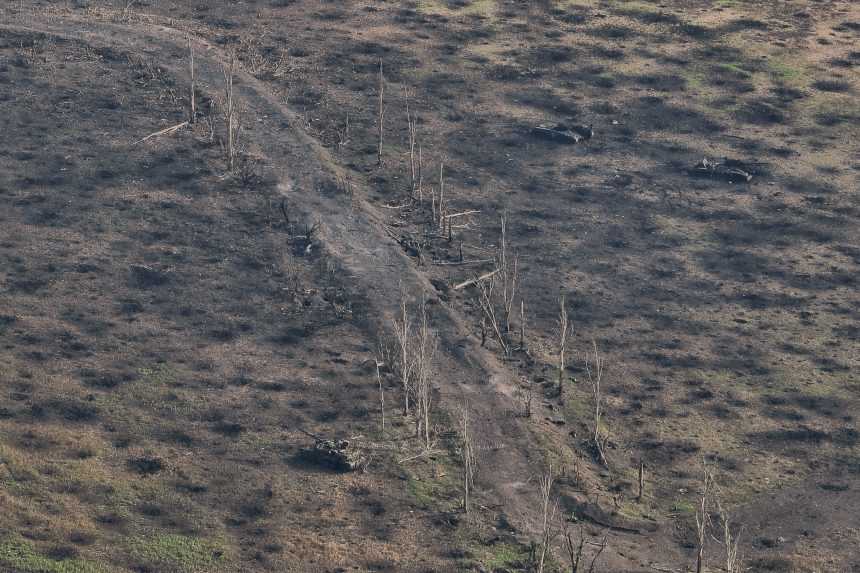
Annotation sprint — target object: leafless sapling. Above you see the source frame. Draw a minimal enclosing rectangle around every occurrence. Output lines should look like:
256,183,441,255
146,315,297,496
461,406,477,515
413,295,437,449
537,467,559,573
188,38,196,123
406,89,420,197
585,340,608,466
498,213,519,334
557,294,572,397
392,286,416,415
220,51,242,173
475,273,509,357
564,522,586,573
375,358,386,432
564,524,608,573
695,461,715,573
436,162,446,229
377,60,385,166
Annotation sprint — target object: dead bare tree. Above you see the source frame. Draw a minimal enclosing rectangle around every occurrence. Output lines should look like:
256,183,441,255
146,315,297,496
585,340,607,466
461,406,477,515
375,358,385,432
557,294,571,397
518,377,534,418
537,467,559,573
564,522,586,573
498,213,519,334
413,295,437,449
717,498,742,573
564,523,609,573
417,143,424,202
392,287,416,415
220,52,242,173
406,89,420,197
188,38,196,124
695,462,715,573
519,299,526,350
587,536,608,573
708,477,743,573
336,112,350,151
436,162,446,229
637,459,646,502
475,274,510,357
377,60,385,166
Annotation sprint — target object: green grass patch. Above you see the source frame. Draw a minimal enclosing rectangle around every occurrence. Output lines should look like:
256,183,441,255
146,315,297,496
137,364,176,386
0,537,109,573
478,542,531,569
406,475,444,509
769,61,802,81
718,62,753,78
671,500,696,515
128,534,226,573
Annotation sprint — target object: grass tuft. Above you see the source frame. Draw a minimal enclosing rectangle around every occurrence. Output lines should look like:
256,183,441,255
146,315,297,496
128,534,226,573
0,537,107,573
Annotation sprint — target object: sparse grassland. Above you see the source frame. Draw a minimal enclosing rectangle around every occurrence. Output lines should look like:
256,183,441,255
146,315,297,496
1,0,858,571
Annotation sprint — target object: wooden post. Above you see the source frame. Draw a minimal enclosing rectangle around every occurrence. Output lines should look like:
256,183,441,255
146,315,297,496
638,460,645,502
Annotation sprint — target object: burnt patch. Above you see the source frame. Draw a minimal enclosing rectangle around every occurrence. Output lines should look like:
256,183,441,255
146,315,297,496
811,79,853,93
735,98,787,125
127,456,164,476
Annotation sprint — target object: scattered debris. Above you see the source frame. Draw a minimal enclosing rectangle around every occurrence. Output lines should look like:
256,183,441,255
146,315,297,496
131,120,189,146
690,158,753,183
531,123,593,144
300,438,365,472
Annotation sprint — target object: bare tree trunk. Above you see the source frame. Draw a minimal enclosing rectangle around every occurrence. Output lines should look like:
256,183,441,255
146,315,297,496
498,213,518,334
585,340,607,465
476,275,509,357
377,59,384,166
375,359,385,432
392,288,414,415
461,406,476,515
557,294,570,397
406,89,419,197
414,295,437,449
587,536,608,573
221,52,241,173
437,162,445,229
537,468,558,573
417,143,423,202
188,37,196,124
695,463,714,573
520,299,526,350
564,523,585,573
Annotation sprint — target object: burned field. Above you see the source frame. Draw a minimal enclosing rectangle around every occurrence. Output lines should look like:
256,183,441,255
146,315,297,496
1,1,859,572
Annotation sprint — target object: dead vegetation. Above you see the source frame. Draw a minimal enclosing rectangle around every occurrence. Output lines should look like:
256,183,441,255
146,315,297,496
2,0,860,570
